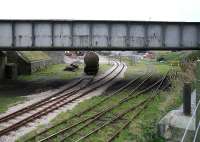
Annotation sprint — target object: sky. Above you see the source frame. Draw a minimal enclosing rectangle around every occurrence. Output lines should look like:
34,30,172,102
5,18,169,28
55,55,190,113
0,0,199,22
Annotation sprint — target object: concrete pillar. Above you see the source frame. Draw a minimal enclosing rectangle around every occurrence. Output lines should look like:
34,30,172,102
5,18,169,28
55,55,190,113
195,60,200,142
183,82,191,116
5,63,17,80
0,52,6,80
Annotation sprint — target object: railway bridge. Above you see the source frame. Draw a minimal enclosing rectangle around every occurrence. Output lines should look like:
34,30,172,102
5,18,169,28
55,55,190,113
0,20,199,51
0,20,200,142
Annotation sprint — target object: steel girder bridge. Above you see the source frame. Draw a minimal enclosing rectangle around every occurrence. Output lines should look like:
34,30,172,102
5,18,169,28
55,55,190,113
0,20,199,51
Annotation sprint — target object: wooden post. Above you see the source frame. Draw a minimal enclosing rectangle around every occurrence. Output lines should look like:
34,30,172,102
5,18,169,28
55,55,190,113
183,82,191,116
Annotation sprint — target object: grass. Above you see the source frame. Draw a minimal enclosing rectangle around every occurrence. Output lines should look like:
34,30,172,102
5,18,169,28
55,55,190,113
156,51,188,62
99,63,112,74
124,63,146,79
16,58,182,142
154,63,171,75
0,95,25,113
17,64,84,81
17,63,112,81
19,51,50,62
115,79,182,142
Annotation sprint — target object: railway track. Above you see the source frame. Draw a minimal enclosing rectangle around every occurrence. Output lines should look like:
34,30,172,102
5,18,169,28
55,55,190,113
24,69,160,142
59,73,166,142
76,72,169,142
0,63,118,123
0,61,124,138
0,78,88,123
33,69,168,142
106,78,170,142
24,70,151,142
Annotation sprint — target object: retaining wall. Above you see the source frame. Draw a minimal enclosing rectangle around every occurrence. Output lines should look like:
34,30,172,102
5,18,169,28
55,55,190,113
44,51,65,64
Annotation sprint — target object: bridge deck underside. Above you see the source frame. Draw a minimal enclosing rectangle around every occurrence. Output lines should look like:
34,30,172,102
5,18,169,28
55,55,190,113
0,20,199,50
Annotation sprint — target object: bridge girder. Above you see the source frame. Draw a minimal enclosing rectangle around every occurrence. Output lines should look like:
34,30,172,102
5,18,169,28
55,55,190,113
0,20,199,51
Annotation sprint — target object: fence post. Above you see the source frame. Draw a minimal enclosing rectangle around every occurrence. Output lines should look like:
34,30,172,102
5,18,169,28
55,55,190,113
195,60,200,142
183,82,191,116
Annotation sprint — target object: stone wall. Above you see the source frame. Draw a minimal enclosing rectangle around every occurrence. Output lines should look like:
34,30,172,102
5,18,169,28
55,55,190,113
30,59,52,73
44,51,65,64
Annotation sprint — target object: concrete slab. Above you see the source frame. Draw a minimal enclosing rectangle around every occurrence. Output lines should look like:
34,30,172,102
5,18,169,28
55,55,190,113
158,90,196,142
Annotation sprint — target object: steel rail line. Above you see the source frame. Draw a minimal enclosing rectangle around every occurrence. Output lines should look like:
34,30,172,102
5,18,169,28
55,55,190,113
34,71,152,142
106,72,169,142
25,70,146,142
60,73,162,142
61,73,161,142
0,61,118,124
0,61,124,137
0,78,85,123
75,71,169,142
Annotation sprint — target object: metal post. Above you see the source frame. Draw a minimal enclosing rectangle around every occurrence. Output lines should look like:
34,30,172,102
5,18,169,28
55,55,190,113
130,56,133,66
161,24,166,47
89,23,93,48
144,23,148,48
31,22,35,47
51,22,54,47
198,25,200,47
126,23,130,48
12,22,15,47
70,22,74,48
196,60,200,134
108,23,112,48
183,82,191,116
179,24,183,48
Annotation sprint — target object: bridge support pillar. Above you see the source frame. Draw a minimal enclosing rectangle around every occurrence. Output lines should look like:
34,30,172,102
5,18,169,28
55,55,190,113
0,52,7,80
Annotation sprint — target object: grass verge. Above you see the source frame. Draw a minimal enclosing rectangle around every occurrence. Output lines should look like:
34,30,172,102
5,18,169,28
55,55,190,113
0,95,25,113
17,64,84,81
18,63,112,81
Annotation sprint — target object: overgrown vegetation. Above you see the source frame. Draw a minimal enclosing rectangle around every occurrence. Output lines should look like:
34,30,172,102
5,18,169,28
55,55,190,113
115,78,182,142
156,51,200,82
156,51,188,62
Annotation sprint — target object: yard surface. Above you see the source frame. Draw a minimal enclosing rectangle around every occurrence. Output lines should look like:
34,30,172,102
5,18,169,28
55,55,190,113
0,63,112,114
17,64,84,81
18,63,111,81
16,59,182,142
